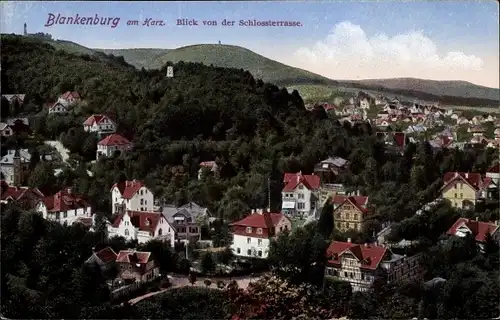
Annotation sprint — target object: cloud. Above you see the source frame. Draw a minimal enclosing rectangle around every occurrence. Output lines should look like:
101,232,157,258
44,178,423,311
290,21,491,85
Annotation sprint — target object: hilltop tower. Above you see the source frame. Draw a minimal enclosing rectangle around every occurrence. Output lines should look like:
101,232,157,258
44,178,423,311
24,23,27,36
12,149,22,186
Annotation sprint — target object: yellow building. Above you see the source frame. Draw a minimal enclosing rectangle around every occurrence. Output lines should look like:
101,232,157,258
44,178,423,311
440,172,490,209
332,195,369,232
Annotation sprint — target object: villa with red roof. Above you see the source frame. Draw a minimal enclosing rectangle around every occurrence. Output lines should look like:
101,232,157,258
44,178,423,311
111,179,154,214
97,133,133,159
281,171,321,217
58,91,81,105
85,246,118,275
116,249,160,282
230,209,291,259
36,187,92,225
446,217,500,250
324,239,423,292
331,194,370,232
198,161,219,180
440,172,497,209
107,210,175,247
0,180,44,209
83,114,116,135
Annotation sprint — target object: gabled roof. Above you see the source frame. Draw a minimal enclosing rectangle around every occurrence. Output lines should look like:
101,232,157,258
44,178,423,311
83,114,114,126
282,172,320,192
112,210,164,234
332,195,369,214
446,218,499,243
0,180,44,201
98,134,131,146
230,212,286,229
318,156,349,168
326,241,388,270
49,101,69,111
60,91,81,100
40,189,90,212
2,94,26,102
199,161,217,168
442,172,485,191
95,247,118,264
116,250,152,264
111,180,145,199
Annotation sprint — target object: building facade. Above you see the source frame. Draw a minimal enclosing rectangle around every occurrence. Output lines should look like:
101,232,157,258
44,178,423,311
281,172,320,217
111,180,154,214
230,209,291,259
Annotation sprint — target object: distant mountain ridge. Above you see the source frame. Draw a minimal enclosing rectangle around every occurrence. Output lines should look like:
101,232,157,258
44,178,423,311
22,36,500,104
354,78,499,101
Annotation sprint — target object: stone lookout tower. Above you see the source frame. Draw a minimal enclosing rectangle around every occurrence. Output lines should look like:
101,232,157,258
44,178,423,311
24,23,27,36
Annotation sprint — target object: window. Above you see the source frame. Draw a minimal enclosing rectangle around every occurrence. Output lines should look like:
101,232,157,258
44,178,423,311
344,272,348,277
257,228,263,234
247,238,251,244
298,185,304,189
454,193,457,198
140,207,144,211
246,227,253,233
298,193,304,199
140,199,144,205
258,239,262,246
460,193,463,198
237,248,241,254
124,229,129,236
346,213,350,220
336,212,341,219
158,228,163,236
258,251,262,257
140,190,144,195
350,272,354,278
297,203,305,209
63,212,68,218
247,249,252,255
354,213,358,220
455,184,457,189
128,265,132,270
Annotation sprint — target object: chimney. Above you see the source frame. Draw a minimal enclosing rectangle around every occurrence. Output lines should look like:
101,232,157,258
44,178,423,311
267,208,270,213
465,173,469,178
475,216,479,221
347,238,351,243
251,209,255,214
364,243,368,247
357,190,361,196
296,175,300,183
66,187,72,194
455,172,458,177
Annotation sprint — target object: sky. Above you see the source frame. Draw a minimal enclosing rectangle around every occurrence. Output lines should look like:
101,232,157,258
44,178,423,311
1,1,498,88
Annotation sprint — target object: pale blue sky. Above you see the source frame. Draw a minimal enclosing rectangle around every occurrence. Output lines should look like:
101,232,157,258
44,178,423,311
1,1,498,87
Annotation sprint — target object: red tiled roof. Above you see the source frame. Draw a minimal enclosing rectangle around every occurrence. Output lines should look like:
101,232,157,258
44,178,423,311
60,91,81,100
112,210,162,234
393,132,406,147
40,189,89,212
200,161,217,167
230,212,285,229
326,241,388,270
111,180,145,199
116,250,151,264
74,217,93,228
83,114,112,126
0,180,44,201
95,247,118,264
488,163,500,173
332,195,369,214
322,103,337,111
282,172,320,192
98,133,131,146
442,172,484,191
446,218,499,243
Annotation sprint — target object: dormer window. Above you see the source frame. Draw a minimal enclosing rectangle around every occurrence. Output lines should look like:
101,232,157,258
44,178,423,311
298,185,304,189
145,219,150,226
246,227,252,233
257,228,263,234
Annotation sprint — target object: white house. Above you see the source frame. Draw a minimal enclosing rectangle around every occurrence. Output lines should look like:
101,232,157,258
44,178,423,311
36,188,92,225
48,101,69,114
107,210,176,247
111,180,154,214
229,209,292,259
281,172,320,217
359,98,370,110
58,91,81,105
83,114,116,134
97,133,133,159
